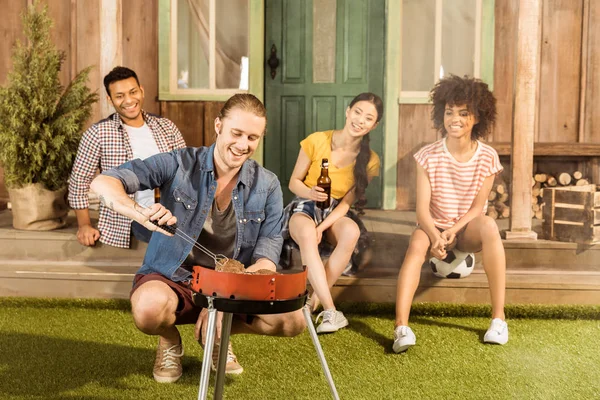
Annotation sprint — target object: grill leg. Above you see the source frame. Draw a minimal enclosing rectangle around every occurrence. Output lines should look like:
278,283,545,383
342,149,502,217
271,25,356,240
198,300,218,400
302,305,340,400
213,312,233,400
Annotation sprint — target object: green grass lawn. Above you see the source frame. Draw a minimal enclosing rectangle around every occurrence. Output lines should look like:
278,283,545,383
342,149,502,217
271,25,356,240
0,299,599,400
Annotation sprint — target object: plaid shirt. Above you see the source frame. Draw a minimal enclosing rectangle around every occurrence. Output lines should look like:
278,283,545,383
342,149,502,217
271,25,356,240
68,111,186,248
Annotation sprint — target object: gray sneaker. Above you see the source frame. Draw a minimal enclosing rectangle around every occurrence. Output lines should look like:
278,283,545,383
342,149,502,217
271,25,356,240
393,325,416,353
484,318,509,345
153,341,184,383
315,309,348,333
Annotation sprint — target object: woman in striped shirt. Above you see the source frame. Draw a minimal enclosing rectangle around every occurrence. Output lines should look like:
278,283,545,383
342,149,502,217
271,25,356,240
393,75,508,353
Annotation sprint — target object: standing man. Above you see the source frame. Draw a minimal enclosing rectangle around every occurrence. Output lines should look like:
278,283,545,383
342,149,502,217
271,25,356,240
69,66,186,248
90,94,305,383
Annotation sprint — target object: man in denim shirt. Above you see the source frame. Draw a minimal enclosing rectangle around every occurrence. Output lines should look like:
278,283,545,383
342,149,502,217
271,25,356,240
91,94,306,383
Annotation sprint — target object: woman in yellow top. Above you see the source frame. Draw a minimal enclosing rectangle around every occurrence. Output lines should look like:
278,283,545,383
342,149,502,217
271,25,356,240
285,92,382,333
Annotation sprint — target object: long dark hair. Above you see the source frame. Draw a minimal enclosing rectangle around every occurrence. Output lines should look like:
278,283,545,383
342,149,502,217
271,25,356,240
348,92,383,213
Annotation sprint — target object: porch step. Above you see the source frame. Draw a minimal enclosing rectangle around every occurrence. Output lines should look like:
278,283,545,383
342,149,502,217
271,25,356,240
332,268,600,305
1,209,600,304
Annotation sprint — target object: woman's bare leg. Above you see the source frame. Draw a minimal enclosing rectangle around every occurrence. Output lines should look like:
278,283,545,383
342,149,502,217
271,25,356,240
289,213,336,310
395,229,431,327
457,215,506,320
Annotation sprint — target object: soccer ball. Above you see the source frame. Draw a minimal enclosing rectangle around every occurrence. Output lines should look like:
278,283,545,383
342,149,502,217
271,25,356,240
429,249,475,279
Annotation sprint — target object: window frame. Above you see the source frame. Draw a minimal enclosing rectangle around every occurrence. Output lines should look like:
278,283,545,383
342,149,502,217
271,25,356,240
158,0,264,101
399,0,495,104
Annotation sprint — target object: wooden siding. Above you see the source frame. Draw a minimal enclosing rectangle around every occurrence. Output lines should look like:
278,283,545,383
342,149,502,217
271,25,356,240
539,0,583,143
159,101,223,148
395,0,600,210
0,0,161,199
396,104,437,210
493,0,519,143
583,0,600,144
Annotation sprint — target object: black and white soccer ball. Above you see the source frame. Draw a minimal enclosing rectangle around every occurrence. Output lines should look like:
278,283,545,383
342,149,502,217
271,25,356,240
429,249,475,279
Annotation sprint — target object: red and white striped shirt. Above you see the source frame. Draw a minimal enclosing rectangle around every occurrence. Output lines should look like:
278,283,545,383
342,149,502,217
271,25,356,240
414,138,503,230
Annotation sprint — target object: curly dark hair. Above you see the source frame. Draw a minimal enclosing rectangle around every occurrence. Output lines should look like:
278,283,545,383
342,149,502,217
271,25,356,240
429,75,496,140
348,92,384,213
103,66,140,97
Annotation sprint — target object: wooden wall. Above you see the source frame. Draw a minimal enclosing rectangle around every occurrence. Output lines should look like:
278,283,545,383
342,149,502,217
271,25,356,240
0,0,220,200
1,1,599,208
396,0,600,210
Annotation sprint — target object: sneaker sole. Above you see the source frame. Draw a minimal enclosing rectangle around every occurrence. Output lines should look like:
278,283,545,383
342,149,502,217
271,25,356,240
153,373,182,383
484,336,508,345
316,320,349,334
392,341,415,353
211,364,244,375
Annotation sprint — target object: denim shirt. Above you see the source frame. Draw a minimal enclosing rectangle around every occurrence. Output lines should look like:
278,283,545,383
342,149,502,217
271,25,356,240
102,144,284,282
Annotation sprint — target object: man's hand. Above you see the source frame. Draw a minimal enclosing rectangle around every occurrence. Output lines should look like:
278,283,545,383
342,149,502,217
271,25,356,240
77,224,100,246
194,308,223,345
135,203,177,236
246,258,276,273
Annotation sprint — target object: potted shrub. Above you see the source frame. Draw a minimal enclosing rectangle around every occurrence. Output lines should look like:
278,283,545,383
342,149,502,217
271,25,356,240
0,1,98,230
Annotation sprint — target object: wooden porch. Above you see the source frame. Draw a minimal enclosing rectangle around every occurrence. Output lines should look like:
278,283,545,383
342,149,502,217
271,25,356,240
1,208,599,305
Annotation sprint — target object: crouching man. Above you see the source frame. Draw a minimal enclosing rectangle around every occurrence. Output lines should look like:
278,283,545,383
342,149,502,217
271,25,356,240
90,94,306,383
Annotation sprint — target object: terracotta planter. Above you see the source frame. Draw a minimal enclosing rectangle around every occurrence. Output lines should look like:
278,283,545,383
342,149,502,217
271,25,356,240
8,183,68,230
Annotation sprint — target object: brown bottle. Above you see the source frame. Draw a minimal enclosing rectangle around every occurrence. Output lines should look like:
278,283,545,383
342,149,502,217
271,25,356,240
316,158,331,209
154,188,161,204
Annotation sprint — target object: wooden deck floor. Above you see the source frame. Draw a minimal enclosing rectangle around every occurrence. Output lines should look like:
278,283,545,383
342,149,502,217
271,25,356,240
1,209,599,305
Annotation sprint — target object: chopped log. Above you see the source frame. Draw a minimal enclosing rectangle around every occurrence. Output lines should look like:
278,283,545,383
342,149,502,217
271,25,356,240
488,190,497,202
494,202,510,218
487,206,498,219
532,182,542,197
558,172,572,186
575,178,590,186
539,188,544,198
573,171,583,180
498,193,509,203
496,184,506,195
534,173,547,183
534,209,543,219
546,176,557,187
532,176,536,187
532,203,540,212
532,195,539,204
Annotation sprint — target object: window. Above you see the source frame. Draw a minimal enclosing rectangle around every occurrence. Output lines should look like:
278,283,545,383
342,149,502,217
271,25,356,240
400,0,494,103
158,0,264,100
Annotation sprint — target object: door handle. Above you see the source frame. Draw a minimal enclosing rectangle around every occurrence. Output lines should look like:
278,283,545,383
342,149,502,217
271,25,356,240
267,44,280,79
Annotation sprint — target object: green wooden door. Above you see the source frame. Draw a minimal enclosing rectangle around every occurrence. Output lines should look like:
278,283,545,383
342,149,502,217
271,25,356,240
264,0,385,206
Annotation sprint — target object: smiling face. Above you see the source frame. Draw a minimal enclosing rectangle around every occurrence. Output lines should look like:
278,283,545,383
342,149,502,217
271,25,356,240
443,103,479,139
344,100,379,138
213,108,266,173
107,77,145,127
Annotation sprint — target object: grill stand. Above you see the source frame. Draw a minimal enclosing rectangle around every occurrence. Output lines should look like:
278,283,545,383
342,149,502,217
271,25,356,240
193,294,340,400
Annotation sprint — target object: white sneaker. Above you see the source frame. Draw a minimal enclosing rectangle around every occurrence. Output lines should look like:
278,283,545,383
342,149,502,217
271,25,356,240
393,325,416,353
484,318,509,345
315,309,348,333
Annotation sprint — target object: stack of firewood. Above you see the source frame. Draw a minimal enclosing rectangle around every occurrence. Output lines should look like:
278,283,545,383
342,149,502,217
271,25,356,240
531,171,590,219
486,171,591,221
487,179,510,220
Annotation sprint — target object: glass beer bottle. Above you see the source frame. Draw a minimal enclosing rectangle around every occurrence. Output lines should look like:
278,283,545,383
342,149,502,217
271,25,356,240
316,158,331,209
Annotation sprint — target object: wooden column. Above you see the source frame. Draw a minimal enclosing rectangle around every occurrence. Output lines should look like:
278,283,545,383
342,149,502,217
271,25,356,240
99,0,122,118
507,0,541,240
